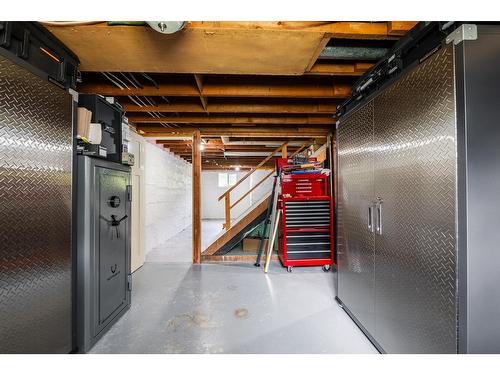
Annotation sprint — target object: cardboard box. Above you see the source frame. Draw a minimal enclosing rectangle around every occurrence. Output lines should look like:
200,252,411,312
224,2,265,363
242,238,268,253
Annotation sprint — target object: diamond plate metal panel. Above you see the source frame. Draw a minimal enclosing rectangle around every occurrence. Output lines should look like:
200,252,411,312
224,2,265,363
0,55,73,353
373,45,457,353
337,101,376,334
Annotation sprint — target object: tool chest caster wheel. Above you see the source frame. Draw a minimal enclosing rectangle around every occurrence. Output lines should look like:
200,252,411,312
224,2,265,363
322,265,331,272
287,266,293,273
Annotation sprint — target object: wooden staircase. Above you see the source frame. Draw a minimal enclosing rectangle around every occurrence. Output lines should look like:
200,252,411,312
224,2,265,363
201,195,272,262
201,141,310,262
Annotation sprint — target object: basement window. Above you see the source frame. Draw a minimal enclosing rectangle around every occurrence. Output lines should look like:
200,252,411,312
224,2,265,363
218,173,238,188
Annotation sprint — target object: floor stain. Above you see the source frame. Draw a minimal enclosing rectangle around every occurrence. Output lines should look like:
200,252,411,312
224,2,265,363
167,312,220,330
234,308,249,319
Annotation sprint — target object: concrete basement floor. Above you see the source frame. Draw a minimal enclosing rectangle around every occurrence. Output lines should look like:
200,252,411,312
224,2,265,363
90,262,378,354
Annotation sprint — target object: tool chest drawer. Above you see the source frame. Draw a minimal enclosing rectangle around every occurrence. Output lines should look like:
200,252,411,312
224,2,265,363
281,173,328,197
278,196,334,267
285,232,331,260
284,200,331,228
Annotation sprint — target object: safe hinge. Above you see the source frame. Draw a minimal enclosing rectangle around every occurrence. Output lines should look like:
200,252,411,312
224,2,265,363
446,24,478,45
126,185,132,201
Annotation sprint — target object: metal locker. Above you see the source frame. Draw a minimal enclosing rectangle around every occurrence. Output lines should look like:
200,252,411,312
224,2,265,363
0,53,73,354
336,101,376,336
372,44,458,353
76,156,131,352
336,24,500,353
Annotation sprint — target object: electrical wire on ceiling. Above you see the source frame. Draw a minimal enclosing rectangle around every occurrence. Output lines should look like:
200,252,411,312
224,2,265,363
106,72,129,89
141,73,160,89
101,72,124,89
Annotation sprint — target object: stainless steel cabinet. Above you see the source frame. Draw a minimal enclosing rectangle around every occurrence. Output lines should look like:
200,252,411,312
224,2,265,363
337,102,375,335
372,45,457,353
0,54,73,354
337,25,500,353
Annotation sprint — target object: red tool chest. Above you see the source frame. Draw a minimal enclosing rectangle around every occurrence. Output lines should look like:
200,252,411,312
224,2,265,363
277,162,335,272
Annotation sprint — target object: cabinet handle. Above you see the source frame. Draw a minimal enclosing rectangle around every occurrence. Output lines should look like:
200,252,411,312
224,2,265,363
368,205,374,232
376,200,383,235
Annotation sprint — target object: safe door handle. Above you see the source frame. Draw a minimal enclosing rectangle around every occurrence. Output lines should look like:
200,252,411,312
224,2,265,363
376,201,383,235
368,205,374,232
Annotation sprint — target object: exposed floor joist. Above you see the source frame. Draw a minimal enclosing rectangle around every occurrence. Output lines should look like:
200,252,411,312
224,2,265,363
56,21,417,169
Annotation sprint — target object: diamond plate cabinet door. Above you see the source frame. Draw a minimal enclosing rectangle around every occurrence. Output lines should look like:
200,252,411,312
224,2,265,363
0,55,73,353
336,101,376,335
373,45,457,354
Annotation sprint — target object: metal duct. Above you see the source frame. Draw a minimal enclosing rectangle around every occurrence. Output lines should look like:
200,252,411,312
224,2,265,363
319,46,389,61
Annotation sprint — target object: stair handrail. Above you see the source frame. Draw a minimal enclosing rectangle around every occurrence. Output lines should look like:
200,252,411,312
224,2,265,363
218,141,288,229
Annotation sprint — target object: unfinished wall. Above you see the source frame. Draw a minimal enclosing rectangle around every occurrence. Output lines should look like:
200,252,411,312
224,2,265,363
201,170,274,220
144,141,192,256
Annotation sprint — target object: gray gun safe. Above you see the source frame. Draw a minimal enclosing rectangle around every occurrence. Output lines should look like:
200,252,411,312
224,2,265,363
76,155,131,352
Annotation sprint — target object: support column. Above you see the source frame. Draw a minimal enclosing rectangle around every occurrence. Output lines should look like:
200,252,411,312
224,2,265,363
192,130,201,264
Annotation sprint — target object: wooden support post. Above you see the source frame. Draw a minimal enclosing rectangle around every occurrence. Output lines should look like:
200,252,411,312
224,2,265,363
224,193,231,230
192,130,202,264
282,143,288,158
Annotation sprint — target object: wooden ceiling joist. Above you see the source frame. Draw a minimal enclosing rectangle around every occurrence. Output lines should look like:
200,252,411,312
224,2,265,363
136,126,330,137
307,62,375,76
128,114,335,124
78,82,351,99
122,101,339,114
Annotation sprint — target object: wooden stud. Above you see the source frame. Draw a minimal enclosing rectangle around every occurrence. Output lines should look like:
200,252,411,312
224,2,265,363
192,130,202,264
224,193,231,230
282,143,288,158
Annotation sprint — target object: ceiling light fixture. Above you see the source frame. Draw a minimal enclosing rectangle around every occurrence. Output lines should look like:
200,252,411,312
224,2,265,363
235,166,241,171
146,21,187,34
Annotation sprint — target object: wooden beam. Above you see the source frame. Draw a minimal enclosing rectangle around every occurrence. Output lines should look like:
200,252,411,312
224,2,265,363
307,62,375,76
282,143,288,158
192,130,202,264
137,126,331,137
188,22,407,39
78,83,351,99
122,102,338,114
387,21,418,36
128,114,335,125
194,74,208,112
305,35,331,71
